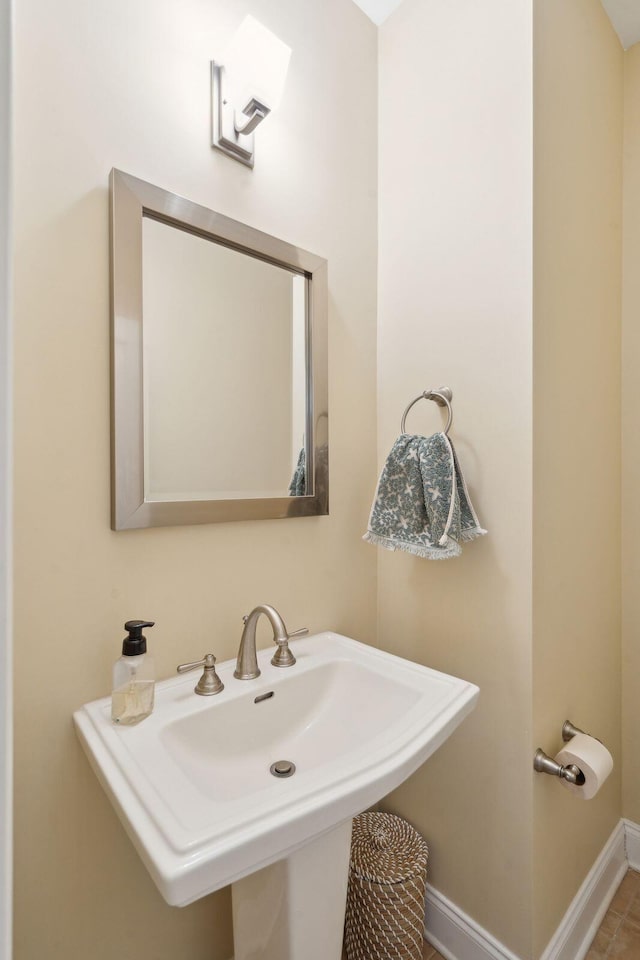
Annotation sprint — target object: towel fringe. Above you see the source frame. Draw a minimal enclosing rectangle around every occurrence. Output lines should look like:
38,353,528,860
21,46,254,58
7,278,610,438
460,526,487,541
362,531,462,560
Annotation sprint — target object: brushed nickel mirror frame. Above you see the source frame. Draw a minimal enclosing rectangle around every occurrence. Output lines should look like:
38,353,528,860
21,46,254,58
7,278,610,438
109,169,328,530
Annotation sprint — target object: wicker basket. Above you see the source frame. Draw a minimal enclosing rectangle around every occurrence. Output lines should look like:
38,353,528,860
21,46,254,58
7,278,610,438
344,812,429,960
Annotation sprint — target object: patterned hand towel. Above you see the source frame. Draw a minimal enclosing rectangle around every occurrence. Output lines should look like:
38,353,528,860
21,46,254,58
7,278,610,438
363,432,486,559
288,448,306,496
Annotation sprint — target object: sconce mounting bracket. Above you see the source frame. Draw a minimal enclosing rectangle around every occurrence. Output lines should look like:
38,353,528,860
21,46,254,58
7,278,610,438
211,62,258,169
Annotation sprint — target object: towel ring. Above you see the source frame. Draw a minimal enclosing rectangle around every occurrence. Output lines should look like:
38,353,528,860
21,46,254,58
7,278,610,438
401,387,453,435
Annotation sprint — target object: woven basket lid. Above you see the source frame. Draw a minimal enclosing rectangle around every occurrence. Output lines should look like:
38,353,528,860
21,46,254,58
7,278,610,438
350,812,428,885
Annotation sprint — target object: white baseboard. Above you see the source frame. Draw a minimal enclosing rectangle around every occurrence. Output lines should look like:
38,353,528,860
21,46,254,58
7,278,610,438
539,820,627,960
424,819,631,960
424,884,522,960
623,818,640,871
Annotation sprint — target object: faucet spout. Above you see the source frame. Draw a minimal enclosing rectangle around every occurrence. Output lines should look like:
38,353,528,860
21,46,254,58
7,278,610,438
234,604,288,680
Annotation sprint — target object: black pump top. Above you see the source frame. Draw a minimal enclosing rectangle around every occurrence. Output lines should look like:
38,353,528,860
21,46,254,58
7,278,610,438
122,620,155,656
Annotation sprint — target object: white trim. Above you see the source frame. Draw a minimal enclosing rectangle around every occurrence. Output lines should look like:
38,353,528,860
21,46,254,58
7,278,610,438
424,884,521,960
424,820,630,960
539,821,627,960
623,818,640,871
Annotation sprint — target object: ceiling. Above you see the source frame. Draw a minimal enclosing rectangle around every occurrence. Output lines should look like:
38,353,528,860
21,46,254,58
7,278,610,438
353,0,640,48
350,0,403,26
601,0,640,48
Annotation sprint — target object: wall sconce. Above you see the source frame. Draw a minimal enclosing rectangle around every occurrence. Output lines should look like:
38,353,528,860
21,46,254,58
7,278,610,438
211,16,291,169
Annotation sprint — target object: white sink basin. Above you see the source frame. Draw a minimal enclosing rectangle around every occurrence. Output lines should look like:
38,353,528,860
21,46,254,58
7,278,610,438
74,631,478,907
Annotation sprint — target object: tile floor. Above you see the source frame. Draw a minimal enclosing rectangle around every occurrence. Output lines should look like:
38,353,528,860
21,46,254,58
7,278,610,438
586,869,640,959
422,945,446,959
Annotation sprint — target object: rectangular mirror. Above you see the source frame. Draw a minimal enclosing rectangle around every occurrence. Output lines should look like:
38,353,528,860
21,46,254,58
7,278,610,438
110,169,328,529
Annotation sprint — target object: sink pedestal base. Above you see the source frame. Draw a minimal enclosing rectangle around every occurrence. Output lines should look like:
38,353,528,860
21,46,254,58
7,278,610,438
232,819,353,960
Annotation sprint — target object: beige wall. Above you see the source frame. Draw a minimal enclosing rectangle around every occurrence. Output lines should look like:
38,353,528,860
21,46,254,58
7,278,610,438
12,1,377,958
377,1,534,956
0,0,11,952
622,42,640,824
532,2,623,955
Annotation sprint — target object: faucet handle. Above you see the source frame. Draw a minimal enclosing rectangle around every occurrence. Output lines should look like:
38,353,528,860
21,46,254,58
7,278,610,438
271,627,308,668
177,655,211,673
177,653,224,696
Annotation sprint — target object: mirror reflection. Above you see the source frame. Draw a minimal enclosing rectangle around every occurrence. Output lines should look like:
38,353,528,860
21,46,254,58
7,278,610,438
142,217,308,501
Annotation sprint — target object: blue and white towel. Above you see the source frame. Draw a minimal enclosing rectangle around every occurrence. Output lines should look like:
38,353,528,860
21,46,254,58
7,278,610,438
288,448,306,497
363,432,486,559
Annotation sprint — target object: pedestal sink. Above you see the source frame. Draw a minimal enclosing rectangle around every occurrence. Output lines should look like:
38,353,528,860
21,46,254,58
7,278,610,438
74,632,479,959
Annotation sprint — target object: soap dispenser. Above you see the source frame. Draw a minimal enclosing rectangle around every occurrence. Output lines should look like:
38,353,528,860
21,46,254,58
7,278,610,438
111,620,155,725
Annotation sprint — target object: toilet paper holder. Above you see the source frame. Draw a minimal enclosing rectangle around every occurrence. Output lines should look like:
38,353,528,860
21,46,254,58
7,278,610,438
533,720,590,785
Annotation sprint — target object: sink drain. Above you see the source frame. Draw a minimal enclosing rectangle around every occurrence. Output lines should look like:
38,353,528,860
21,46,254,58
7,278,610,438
270,760,296,778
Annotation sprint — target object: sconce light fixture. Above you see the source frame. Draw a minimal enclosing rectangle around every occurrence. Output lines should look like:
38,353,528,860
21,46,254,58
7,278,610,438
212,16,291,169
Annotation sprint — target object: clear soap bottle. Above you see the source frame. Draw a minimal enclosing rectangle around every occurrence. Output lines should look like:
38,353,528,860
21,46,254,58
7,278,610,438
111,620,155,725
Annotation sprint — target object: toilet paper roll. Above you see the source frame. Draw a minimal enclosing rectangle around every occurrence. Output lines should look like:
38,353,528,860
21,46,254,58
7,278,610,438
554,733,613,800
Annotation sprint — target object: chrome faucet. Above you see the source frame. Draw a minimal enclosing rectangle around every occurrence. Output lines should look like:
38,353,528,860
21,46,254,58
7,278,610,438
234,604,308,680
